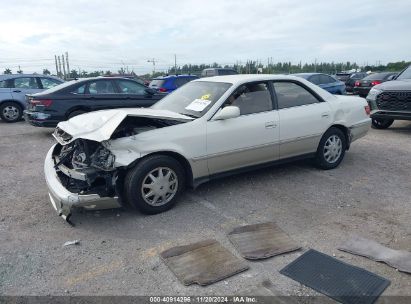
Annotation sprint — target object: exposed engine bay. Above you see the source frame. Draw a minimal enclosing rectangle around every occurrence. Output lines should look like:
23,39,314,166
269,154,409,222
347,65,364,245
52,116,185,197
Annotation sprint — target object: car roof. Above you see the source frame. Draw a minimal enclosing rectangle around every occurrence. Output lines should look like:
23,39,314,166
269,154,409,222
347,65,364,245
193,74,312,85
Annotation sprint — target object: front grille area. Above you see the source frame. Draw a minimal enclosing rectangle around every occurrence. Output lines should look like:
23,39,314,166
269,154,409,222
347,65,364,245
376,91,411,111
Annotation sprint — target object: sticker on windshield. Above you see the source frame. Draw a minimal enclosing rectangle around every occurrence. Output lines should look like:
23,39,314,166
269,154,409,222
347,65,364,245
201,94,211,100
185,99,211,112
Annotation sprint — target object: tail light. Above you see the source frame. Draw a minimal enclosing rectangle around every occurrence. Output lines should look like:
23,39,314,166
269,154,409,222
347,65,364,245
355,81,360,87
158,88,167,92
30,99,53,107
364,105,371,116
371,80,381,86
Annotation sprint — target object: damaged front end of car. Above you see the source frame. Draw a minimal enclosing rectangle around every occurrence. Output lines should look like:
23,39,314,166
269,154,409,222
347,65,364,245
45,109,193,223
46,136,122,223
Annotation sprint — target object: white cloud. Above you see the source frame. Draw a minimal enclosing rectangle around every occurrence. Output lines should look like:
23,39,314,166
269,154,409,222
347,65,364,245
0,0,410,74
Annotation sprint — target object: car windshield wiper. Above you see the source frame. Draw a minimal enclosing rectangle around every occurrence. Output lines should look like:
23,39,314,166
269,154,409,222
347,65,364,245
179,113,198,119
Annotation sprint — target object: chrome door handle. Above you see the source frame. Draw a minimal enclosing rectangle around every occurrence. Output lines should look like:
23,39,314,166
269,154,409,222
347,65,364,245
265,121,277,128
321,113,330,118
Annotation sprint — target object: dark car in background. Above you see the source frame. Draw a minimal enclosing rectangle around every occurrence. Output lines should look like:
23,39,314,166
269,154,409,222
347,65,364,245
367,65,411,129
353,72,397,97
149,75,198,93
24,77,165,127
344,72,368,93
293,73,346,94
201,68,238,77
0,74,63,122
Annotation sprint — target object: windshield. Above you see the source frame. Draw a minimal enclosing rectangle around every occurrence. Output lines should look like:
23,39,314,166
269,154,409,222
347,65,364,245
397,66,411,80
152,81,232,118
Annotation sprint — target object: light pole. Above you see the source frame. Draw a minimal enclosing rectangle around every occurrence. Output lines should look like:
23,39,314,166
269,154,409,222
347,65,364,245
147,58,156,76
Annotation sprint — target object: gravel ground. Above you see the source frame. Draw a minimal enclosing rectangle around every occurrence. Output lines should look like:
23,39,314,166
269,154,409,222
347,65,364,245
0,120,410,297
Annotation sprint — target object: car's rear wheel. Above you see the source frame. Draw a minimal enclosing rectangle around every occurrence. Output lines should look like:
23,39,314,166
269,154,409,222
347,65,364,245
315,127,346,170
371,118,394,129
0,102,22,122
124,155,185,214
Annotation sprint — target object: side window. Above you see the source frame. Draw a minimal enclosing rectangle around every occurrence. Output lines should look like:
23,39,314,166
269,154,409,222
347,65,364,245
13,77,39,89
206,70,214,76
71,84,86,94
224,82,272,115
309,75,321,85
0,80,5,88
40,78,61,89
174,78,189,87
319,75,333,84
117,80,147,94
273,82,320,109
88,80,115,94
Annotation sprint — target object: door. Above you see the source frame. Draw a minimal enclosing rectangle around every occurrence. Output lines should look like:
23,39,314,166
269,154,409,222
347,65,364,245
11,77,43,105
273,81,332,159
318,74,338,93
115,79,156,107
206,81,280,175
0,79,13,102
84,79,122,110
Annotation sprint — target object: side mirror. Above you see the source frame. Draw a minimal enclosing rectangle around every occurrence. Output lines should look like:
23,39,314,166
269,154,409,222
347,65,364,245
213,106,240,120
145,88,156,95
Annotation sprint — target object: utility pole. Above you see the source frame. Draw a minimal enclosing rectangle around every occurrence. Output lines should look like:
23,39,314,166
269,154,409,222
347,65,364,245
65,52,70,78
58,56,62,78
62,54,67,80
147,58,156,76
174,54,177,75
54,55,59,76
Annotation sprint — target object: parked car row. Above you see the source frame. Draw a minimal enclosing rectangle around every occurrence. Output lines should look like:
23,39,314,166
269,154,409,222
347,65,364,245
293,73,346,95
24,77,166,127
353,72,397,97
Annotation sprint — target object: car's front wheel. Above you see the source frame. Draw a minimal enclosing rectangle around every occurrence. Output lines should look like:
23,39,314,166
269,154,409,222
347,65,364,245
124,155,185,214
371,118,394,129
0,102,22,122
315,127,346,170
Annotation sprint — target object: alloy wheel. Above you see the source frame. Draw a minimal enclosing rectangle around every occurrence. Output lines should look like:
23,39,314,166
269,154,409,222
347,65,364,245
141,167,178,206
323,135,342,164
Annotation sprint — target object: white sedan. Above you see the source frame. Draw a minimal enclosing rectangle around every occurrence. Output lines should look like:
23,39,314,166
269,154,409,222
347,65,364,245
46,74,370,221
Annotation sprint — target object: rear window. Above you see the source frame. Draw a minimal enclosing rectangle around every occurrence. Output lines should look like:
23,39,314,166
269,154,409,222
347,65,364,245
362,73,390,81
149,79,165,88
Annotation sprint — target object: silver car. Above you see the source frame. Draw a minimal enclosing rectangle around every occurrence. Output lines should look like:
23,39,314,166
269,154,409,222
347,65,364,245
0,74,63,122
46,74,370,221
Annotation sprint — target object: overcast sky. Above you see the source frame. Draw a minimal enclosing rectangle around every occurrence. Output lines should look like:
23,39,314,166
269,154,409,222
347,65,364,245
0,0,410,74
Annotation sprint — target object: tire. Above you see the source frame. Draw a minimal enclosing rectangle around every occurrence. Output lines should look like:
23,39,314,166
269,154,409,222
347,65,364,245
0,102,22,122
67,110,86,119
315,127,347,170
124,155,186,214
371,118,394,129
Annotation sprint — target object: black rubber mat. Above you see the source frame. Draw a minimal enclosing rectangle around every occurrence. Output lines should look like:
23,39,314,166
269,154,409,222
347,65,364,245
160,239,249,286
280,249,390,304
228,222,301,260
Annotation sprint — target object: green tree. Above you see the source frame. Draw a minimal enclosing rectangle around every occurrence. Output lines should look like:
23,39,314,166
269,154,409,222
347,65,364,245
3,68,12,74
43,68,51,75
17,68,23,74
70,70,79,78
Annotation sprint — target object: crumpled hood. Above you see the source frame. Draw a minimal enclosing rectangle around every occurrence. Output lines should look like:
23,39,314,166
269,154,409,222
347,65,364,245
374,79,411,91
56,108,193,142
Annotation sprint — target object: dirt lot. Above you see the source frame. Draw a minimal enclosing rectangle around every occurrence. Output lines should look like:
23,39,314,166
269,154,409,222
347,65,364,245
0,120,410,297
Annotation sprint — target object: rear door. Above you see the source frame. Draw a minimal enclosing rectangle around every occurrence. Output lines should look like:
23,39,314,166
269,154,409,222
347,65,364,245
0,79,13,102
84,79,121,110
318,74,337,93
115,79,157,107
273,81,332,158
11,77,42,105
